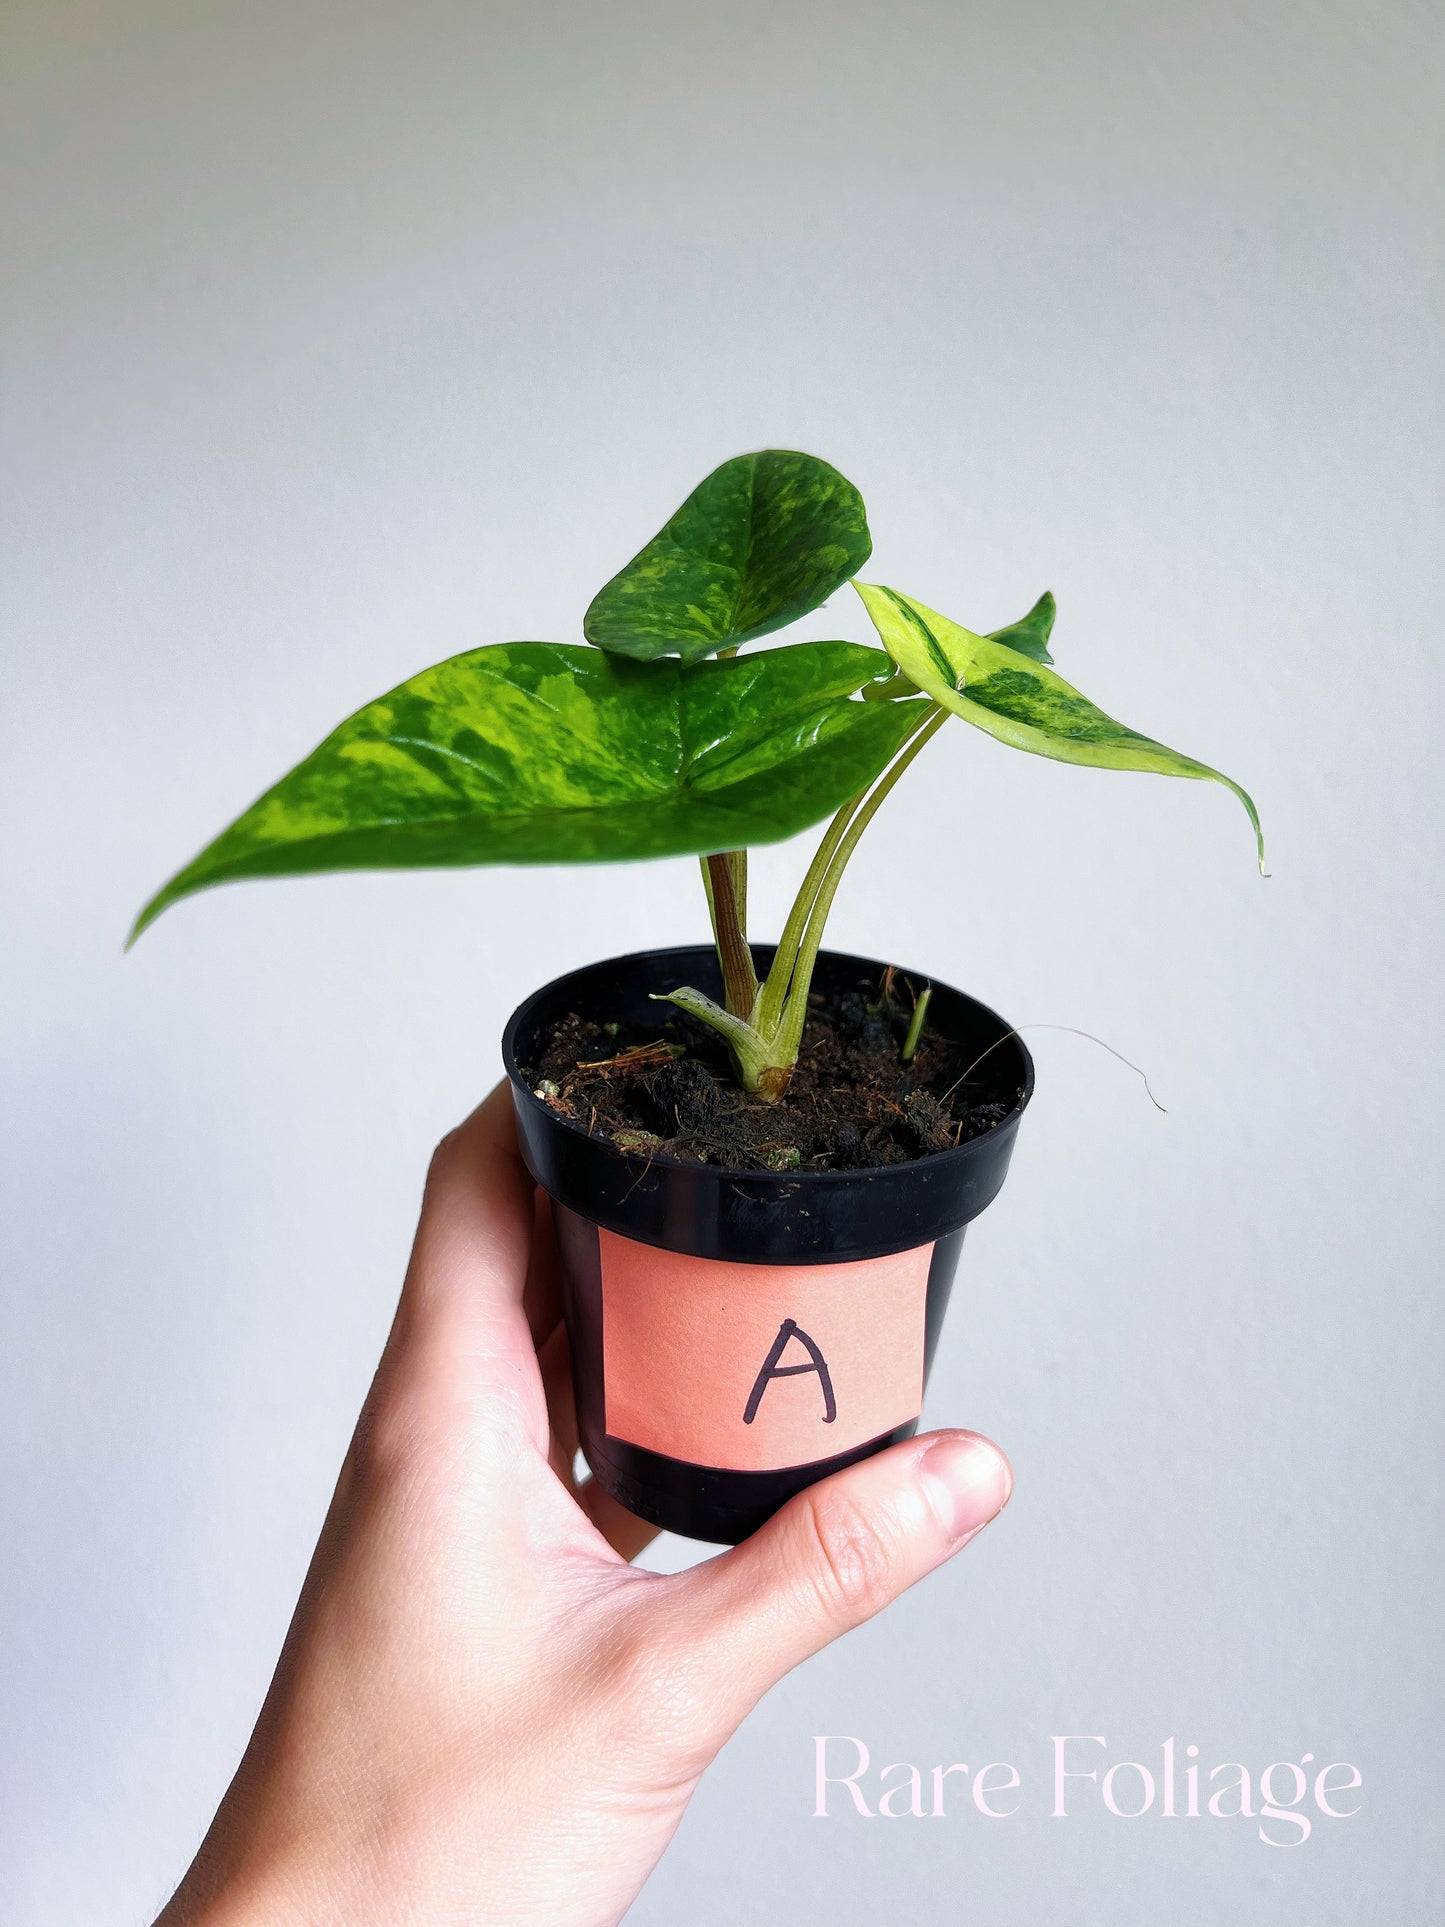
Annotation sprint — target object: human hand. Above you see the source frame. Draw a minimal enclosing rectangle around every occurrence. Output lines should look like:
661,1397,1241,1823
158,1084,1013,1927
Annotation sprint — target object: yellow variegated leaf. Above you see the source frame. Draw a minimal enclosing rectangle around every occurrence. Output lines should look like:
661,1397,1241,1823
854,582,1263,868
128,639,922,943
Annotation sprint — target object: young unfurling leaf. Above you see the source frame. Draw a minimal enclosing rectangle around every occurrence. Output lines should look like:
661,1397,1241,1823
987,590,1056,664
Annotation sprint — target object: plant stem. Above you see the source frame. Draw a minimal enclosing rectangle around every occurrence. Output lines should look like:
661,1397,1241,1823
772,705,948,1065
668,701,948,1102
729,847,748,936
704,851,759,1017
757,701,941,1036
753,792,864,1036
901,983,932,1063
696,643,757,1017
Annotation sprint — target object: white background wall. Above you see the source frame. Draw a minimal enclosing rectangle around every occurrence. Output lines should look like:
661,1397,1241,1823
3,2,1441,1920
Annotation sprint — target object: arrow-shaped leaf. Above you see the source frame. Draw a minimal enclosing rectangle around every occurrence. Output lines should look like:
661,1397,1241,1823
583,449,872,664
129,640,923,942
855,583,1264,867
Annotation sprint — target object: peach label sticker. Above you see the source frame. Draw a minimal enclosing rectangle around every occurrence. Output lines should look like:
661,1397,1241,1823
599,1229,933,1472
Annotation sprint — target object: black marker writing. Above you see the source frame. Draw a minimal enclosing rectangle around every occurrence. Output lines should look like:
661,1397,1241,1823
742,1318,837,1425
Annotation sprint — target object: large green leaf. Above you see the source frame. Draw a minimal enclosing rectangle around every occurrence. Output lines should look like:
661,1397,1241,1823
583,449,872,663
855,583,1264,867
129,640,923,942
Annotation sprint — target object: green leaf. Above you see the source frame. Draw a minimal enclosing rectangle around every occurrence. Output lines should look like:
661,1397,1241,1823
987,590,1056,665
855,583,1264,868
583,449,872,663
128,640,924,942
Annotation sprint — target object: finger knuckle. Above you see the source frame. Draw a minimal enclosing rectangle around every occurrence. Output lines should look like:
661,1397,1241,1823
800,1486,899,1628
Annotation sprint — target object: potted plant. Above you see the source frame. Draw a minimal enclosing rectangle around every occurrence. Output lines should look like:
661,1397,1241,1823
130,449,1261,1544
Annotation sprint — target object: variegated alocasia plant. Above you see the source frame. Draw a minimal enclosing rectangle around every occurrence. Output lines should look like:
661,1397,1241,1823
130,448,1262,1101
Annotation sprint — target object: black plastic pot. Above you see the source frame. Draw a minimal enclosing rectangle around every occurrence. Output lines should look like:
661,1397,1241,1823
503,945,1032,1544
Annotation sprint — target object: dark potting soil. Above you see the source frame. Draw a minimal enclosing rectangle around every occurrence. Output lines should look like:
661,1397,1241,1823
524,972,1023,1173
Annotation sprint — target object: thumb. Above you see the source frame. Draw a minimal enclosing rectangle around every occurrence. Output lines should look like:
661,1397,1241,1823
676,1430,1013,1735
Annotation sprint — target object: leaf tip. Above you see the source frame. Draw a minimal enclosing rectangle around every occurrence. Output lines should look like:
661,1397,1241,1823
125,876,186,949
1225,777,1267,875
123,901,157,952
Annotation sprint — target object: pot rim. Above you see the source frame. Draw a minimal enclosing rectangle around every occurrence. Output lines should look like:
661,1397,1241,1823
501,942,1034,1186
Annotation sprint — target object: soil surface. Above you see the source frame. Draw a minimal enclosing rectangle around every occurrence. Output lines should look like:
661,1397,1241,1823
524,971,1023,1172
